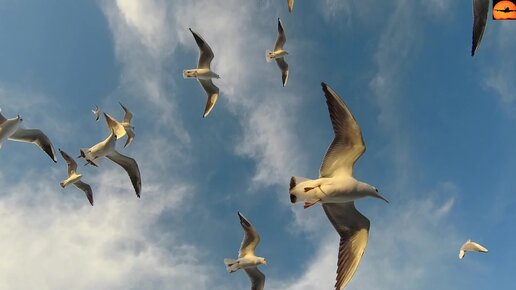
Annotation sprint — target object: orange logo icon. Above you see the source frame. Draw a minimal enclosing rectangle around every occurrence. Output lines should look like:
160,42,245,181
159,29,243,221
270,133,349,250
493,0,516,20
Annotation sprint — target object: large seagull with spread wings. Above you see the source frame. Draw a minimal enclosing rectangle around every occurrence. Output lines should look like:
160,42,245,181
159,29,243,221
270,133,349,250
289,83,388,290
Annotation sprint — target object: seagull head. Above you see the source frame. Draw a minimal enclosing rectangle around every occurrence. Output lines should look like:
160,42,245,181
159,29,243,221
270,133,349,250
260,257,267,265
362,183,389,203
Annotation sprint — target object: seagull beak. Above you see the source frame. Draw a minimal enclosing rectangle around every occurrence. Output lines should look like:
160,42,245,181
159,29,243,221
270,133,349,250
375,193,389,203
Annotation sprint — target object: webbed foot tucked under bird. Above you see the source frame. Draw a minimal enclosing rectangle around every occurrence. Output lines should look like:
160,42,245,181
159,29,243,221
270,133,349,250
0,109,57,162
104,103,135,148
289,83,388,290
183,28,220,118
79,126,141,198
224,212,266,290
59,149,94,206
459,239,488,259
266,18,289,87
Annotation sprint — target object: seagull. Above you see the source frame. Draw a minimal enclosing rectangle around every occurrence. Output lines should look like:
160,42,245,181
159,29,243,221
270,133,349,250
59,149,94,206
0,109,57,162
183,28,220,118
266,18,289,87
104,103,135,148
288,0,294,13
92,105,101,121
459,239,488,259
472,0,489,56
224,212,266,290
79,123,141,197
289,83,388,290
496,7,516,13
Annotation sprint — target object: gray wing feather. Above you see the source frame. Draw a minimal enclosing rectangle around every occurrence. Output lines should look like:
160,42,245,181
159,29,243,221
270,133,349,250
59,149,78,175
106,150,142,198
9,128,57,162
472,0,489,56
190,28,214,69
274,18,286,51
323,202,370,290
0,109,6,124
244,267,265,290
74,180,94,206
275,58,289,87
288,0,294,13
119,102,133,123
319,83,365,178
238,212,260,258
198,79,219,118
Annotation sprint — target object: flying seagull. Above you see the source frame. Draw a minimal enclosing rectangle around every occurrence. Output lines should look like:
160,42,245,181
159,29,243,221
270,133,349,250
266,18,289,87
459,239,488,259
472,0,489,56
224,212,266,290
59,149,94,206
0,109,57,162
104,102,135,148
92,105,101,121
79,123,141,197
288,0,294,13
289,83,388,290
183,28,220,118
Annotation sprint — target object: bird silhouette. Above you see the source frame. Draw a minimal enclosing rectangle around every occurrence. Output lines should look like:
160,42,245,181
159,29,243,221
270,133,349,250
495,7,516,13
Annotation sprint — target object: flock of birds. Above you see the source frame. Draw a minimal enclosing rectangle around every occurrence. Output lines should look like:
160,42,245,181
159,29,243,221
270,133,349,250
0,1,500,289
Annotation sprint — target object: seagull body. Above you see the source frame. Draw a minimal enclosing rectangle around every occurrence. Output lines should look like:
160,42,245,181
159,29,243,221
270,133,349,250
59,149,94,206
472,0,489,56
79,126,141,197
104,104,135,148
224,212,266,290
459,239,488,259
289,83,387,208
266,18,289,87
0,109,57,162
92,105,101,121
289,83,387,290
183,28,220,118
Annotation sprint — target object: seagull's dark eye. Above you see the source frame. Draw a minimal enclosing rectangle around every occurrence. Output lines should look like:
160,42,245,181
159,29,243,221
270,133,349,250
375,188,379,192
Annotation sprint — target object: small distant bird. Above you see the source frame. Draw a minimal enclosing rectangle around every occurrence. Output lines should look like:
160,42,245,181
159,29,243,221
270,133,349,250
224,212,266,290
472,0,489,56
104,103,135,148
79,126,141,197
0,109,57,162
92,105,101,121
59,149,94,206
288,0,294,13
289,83,388,290
266,18,289,87
459,239,488,259
183,28,220,118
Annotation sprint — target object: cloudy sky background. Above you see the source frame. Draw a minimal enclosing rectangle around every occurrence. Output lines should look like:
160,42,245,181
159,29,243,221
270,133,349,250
0,0,515,289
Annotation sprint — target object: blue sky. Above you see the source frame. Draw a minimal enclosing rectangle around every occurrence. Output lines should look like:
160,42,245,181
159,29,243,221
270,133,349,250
0,0,515,289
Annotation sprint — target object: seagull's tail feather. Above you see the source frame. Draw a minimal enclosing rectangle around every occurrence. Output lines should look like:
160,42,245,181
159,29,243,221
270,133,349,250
224,259,239,273
265,50,274,62
290,176,310,190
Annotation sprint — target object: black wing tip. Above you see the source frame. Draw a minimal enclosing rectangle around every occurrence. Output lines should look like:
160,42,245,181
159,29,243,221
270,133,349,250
238,212,251,226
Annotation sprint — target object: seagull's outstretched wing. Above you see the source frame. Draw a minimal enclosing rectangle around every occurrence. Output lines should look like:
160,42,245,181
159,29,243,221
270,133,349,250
106,150,141,197
59,149,78,176
119,102,133,124
472,0,489,56
275,58,289,87
104,113,126,138
323,202,370,290
244,267,265,290
74,180,94,206
9,128,57,162
274,18,286,51
459,240,488,259
238,212,261,258
0,109,6,124
198,79,219,118
124,127,135,148
287,0,294,13
319,83,365,178
190,28,214,69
